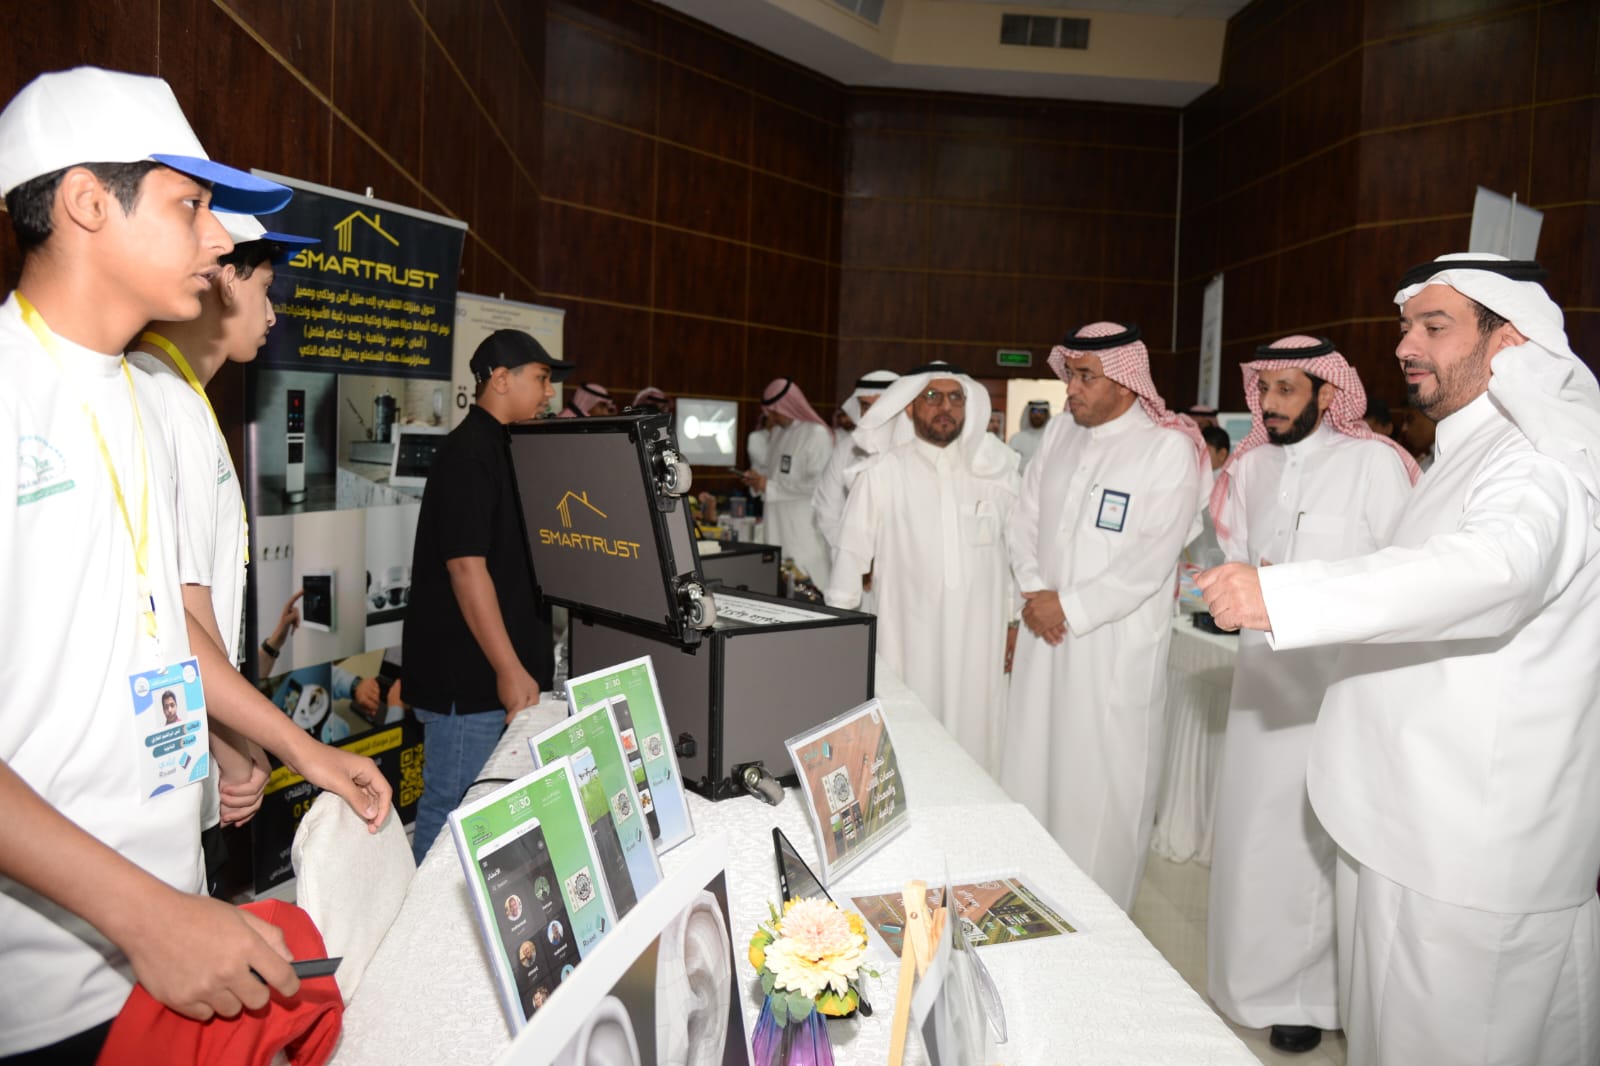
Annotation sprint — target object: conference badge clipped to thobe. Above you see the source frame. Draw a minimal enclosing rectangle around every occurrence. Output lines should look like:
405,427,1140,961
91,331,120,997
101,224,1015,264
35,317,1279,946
781,454,793,473
1096,489,1130,532
129,658,211,800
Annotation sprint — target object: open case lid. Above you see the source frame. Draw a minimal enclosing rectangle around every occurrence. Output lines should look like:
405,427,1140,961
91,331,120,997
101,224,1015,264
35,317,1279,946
508,412,715,645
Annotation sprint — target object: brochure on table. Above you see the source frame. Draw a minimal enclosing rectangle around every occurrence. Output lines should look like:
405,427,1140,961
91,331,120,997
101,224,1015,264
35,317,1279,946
784,697,909,887
497,839,749,1066
910,883,1007,1066
565,656,695,853
852,875,1080,956
529,703,665,916
450,760,621,1033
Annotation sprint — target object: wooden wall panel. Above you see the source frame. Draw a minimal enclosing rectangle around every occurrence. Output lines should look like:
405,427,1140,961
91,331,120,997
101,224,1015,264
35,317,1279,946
651,312,742,397
837,89,1181,393
534,1,839,446
655,144,750,242
1178,0,1600,412
541,107,655,217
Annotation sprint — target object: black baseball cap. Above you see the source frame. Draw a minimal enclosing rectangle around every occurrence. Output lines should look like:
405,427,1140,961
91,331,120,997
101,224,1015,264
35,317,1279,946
469,329,575,384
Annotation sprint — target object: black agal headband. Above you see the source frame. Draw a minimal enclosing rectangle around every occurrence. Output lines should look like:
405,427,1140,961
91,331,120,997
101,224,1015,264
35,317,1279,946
1397,259,1547,290
1060,323,1140,350
1254,336,1335,359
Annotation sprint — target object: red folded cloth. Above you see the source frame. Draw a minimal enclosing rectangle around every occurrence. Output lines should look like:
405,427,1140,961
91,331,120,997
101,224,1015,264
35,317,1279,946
96,900,343,1066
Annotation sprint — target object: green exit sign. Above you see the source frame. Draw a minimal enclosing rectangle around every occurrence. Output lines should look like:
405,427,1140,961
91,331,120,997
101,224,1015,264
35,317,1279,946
996,349,1032,368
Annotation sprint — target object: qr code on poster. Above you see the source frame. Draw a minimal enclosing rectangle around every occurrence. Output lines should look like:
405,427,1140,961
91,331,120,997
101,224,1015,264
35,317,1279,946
822,766,855,813
565,866,596,909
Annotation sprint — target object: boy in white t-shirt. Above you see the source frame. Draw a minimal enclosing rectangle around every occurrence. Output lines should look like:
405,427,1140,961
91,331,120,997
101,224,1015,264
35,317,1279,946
0,67,390,1061
128,212,316,861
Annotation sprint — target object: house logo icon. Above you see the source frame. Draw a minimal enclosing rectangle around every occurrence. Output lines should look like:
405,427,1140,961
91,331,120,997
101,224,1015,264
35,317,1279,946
333,209,399,254
556,490,607,530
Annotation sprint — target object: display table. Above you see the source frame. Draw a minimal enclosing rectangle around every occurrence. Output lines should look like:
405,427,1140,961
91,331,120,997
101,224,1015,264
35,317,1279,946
1150,616,1238,864
333,663,1253,1065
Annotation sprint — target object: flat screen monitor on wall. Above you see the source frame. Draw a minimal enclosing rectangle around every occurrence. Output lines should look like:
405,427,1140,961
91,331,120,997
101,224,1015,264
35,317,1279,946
674,398,738,467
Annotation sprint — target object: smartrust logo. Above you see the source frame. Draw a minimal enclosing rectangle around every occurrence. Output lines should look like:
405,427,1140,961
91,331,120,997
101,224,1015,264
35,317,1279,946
288,209,442,291
538,490,644,559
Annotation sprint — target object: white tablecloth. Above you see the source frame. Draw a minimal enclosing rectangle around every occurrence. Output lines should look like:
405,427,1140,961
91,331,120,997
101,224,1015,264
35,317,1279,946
333,662,1253,1065
1150,617,1238,864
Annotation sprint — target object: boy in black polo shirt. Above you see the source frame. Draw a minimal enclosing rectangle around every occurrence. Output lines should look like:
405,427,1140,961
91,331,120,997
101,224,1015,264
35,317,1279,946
404,330,573,861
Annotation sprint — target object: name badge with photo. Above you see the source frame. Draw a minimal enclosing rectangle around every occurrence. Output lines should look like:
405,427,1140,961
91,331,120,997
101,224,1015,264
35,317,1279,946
128,658,210,801
780,454,792,474
1096,489,1130,532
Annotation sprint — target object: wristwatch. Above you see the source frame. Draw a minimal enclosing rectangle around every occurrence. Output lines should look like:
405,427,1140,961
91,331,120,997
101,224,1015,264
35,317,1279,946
261,638,281,657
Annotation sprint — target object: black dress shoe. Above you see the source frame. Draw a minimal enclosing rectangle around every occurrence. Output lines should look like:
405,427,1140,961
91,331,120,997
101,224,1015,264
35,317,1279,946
1269,1025,1322,1053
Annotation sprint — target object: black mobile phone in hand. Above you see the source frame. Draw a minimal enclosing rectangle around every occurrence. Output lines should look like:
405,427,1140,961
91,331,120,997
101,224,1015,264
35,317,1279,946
612,698,661,840
251,956,342,983
291,956,341,979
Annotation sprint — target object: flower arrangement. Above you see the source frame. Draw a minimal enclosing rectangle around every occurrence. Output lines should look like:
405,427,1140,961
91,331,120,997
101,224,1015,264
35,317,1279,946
747,898,873,1064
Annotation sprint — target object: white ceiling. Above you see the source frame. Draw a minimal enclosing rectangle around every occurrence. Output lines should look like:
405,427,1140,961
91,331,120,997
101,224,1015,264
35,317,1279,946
653,0,1244,106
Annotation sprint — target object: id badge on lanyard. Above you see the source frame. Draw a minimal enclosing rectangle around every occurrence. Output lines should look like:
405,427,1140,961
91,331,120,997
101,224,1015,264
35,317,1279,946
129,659,211,799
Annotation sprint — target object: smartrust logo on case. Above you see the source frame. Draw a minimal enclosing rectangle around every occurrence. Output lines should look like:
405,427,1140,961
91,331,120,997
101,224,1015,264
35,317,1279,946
537,490,643,560
16,436,73,505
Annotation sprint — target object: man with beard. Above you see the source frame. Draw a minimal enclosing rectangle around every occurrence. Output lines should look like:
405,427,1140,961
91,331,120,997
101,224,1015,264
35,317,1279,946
1200,255,1600,1065
1008,399,1051,469
1002,323,1209,911
823,364,1019,772
1205,336,1416,1055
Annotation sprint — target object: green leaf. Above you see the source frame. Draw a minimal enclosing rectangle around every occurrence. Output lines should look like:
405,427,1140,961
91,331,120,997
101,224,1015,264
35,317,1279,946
761,970,777,996
787,989,814,1020
770,994,788,1027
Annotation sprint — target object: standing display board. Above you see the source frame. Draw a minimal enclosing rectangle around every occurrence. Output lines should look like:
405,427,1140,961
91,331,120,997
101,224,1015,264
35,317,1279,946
785,698,909,887
529,704,665,914
566,657,696,855
241,174,468,889
450,760,621,1032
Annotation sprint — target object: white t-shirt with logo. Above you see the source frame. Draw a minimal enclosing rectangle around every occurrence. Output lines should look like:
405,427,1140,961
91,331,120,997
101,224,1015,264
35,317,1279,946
127,350,246,835
0,294,201,1055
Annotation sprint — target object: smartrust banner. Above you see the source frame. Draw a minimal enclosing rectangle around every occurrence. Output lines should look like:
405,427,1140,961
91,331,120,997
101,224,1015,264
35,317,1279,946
252,172,466,379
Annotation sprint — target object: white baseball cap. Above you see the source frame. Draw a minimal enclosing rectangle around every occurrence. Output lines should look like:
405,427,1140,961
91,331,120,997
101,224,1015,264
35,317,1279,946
215,210,318,261
0,67,290,214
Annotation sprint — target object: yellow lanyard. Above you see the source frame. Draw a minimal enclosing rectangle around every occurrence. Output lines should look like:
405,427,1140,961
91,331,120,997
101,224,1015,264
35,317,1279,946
139,331,220,435
17,293,158,639
137,331,249,564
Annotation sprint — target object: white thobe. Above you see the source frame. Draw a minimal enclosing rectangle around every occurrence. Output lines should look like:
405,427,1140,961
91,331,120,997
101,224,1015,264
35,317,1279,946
1260,392,1600,1065
1207,425,1411,1030
1002,402,1203,911
824,438,1019,773
1009,424,1045,469
812,435,860,550
754,420,833,587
